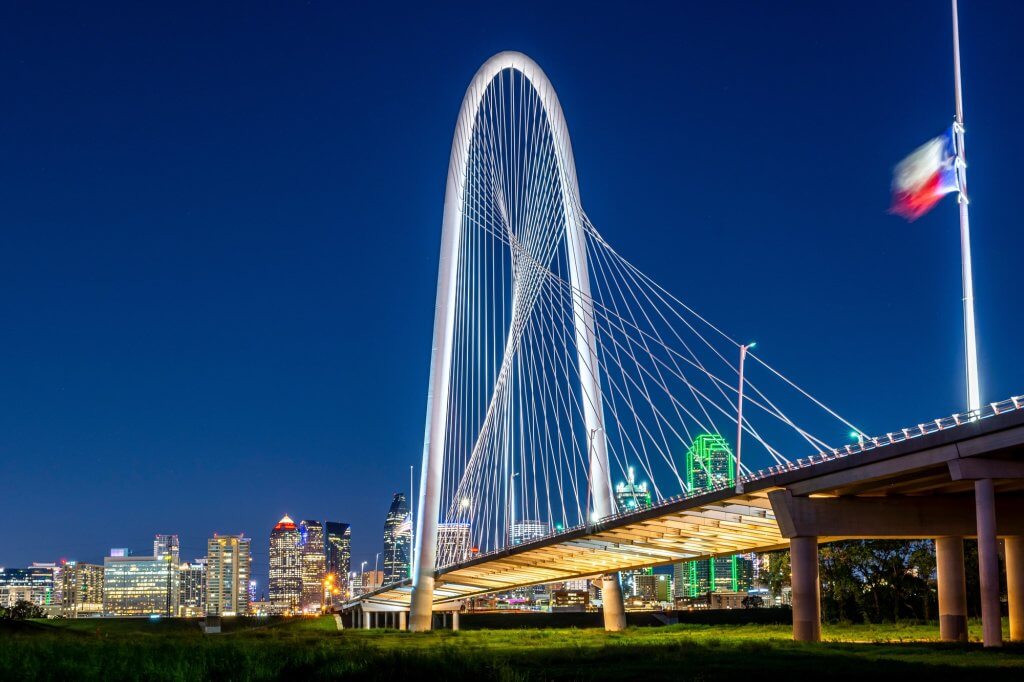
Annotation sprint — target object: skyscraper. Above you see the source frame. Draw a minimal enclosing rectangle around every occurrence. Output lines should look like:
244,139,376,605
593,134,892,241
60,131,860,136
686,433,734,492
676,434,753,599
615,467,654,598
179,559,207,617
324,522,351,603
269,514,301,615
206,534,251,617
382,493,411,584
510,520,549,546
299,520,326,613
154,534,180,563
61,562,104,617
614,466,652,513
436,522,471,567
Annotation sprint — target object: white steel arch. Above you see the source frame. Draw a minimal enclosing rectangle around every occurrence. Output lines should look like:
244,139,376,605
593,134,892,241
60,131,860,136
409,51,624,631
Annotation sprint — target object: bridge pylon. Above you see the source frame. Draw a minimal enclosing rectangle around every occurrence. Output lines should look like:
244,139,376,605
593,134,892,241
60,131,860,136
408,50,625,632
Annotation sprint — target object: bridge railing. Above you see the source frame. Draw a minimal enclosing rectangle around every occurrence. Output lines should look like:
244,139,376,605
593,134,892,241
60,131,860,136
433,395,1024,572
740,394,1024,485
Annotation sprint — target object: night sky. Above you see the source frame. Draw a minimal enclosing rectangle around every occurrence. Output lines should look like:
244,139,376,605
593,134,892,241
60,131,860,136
3,1,1023,589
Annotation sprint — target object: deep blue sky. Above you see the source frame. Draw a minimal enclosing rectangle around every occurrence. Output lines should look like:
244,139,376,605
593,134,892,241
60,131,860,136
3,2,1023,588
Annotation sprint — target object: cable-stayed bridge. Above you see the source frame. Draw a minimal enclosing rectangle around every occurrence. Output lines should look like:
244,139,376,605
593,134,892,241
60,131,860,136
345,52,1024,647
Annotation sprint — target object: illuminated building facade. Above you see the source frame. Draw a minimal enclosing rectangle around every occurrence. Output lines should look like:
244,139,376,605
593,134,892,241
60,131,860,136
686,433,734,492
299,520,326,613
615,467,654,599
102,554,177,616
154,534,180,563
510,520,549,546
205,534,251,617
676,434,754,599
324,522,351,603
61,562,104,617
268,514,301,614
0,567,56,608
614,466,652,512
382,493,411,584
436,522,471,567
179,559,207,617
551,588,589,612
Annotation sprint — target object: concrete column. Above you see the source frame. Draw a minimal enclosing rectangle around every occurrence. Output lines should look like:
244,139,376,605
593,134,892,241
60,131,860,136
399,610,407,631
975,478,1002,647
935,536,969,642
363,609,372,630
1006,536,1024,642
790,536,821,642
410,576,435,631
452,611,460,631
600,573,627,631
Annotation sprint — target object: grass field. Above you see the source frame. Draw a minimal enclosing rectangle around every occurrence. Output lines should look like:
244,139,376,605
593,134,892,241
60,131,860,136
1,616,1022,681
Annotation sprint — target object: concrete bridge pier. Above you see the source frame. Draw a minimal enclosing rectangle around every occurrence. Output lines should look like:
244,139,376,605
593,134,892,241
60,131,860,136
935,536,969,642
600,573,627,631
975,478,1003,647
399,610,407,631
790,535,821,642
1008,536,1024,642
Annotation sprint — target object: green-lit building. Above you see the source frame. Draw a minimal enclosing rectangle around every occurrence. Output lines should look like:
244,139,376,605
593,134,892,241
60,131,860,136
675,434,753,599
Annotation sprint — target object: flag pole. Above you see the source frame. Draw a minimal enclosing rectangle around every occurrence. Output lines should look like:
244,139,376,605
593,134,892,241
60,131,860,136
951,0,981,413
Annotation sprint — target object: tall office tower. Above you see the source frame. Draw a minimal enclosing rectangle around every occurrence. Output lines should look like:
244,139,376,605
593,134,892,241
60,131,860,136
382,493,411,584
675,434,753,599
510,520,549,546
614,466,653,512
686,433,734,492
154,534,180,563
436,522,471,567
103,552,178,616
298,520,326,613
615,467,654,597
0,566,56,608
61,562,104,617
205,534,251,616
324,522,351,602
179,559,207,617
269,514,302,615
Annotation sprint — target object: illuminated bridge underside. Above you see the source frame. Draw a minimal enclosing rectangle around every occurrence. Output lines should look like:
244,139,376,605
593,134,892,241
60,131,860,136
355,407,1024,609
365,496,783,607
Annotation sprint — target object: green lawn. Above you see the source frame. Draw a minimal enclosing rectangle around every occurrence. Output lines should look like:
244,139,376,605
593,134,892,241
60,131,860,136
1,616,1021,681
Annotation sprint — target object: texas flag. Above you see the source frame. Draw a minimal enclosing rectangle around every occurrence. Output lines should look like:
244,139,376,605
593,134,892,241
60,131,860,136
890,126,960,221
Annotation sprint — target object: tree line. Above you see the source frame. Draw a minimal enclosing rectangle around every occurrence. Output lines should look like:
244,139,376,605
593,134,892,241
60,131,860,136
763,540,999,623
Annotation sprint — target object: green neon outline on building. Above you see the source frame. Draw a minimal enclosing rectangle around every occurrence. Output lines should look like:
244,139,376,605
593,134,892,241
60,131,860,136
680,433,741,598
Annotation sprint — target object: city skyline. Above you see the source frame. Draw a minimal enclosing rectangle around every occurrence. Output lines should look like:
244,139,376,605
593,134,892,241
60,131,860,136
4,1,1024,582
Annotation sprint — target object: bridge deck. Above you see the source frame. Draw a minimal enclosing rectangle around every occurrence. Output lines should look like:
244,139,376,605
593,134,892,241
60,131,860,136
353,403,1024,610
